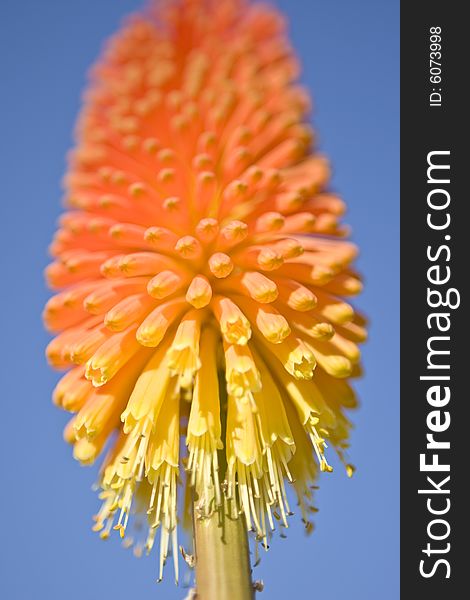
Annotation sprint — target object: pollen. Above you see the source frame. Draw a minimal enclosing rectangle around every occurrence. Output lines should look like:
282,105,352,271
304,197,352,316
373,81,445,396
45,0,366,582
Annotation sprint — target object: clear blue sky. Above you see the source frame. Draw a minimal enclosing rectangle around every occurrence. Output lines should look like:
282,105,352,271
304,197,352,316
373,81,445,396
0,1,399,598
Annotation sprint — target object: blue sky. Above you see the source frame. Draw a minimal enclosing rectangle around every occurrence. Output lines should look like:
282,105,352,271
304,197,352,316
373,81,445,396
0,0,399,598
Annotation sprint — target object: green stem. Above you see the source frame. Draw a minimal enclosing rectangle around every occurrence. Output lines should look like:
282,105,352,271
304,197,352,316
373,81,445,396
193,501,254,600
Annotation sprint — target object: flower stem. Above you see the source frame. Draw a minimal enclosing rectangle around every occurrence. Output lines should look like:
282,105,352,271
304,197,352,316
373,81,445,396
193,501,254,600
